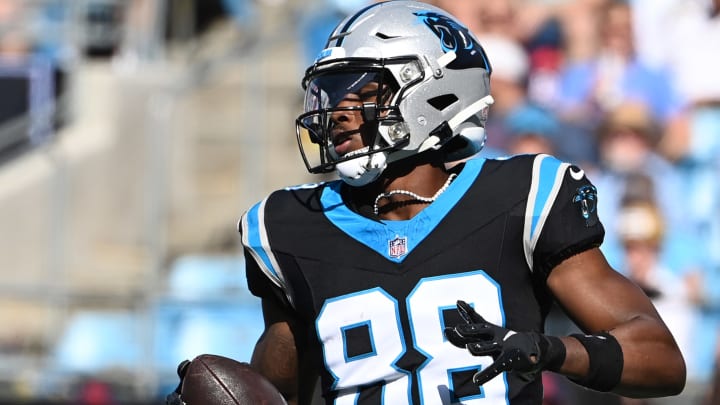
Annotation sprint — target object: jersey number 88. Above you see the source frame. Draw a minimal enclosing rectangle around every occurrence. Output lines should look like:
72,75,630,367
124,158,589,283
316,270,510,404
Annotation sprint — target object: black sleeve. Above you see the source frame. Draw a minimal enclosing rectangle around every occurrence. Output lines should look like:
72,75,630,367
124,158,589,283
244,248,293,309
533,165,605,278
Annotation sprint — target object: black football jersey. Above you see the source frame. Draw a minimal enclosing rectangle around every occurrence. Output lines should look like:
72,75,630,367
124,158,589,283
239,154,604,405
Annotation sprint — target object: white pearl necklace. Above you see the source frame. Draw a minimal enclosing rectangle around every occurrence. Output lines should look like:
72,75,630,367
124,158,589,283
373,173,457,215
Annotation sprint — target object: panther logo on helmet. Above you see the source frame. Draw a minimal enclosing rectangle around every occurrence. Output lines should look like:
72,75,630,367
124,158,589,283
414,11,491,71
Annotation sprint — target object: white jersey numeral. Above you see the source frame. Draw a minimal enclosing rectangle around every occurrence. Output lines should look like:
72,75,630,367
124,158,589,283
316,271,509,404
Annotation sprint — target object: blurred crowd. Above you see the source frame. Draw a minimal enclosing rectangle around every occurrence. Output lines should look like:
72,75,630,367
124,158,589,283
300,0,720,404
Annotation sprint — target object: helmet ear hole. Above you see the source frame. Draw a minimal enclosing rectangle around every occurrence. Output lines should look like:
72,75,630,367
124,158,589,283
427,94,459,111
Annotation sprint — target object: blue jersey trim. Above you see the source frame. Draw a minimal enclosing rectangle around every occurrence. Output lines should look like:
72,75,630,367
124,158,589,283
244,201,281,282
321,158,485,262
523,154,570,271
530,156,563,239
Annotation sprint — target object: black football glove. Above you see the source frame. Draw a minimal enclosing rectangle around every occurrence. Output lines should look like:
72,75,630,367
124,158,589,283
444,300,566,386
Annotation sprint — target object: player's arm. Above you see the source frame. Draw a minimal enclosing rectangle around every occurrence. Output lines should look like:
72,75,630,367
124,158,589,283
446,158,685,397
251,297,301,405
547,247,686,398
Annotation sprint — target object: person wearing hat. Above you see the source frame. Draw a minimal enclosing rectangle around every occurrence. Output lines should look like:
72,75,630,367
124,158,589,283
616,194,700,405
591,102,693,269
503,103,560,156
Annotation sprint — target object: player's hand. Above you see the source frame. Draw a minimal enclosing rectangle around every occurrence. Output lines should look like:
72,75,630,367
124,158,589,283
444,300,565,386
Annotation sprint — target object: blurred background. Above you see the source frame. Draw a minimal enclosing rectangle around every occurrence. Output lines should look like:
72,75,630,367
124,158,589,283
0,0,718,404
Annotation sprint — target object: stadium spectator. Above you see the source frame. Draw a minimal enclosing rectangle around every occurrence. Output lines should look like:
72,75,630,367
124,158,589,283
589,102,695,269
615,194,699,402
555,1,685,129
477,33,531,155
503,103,560,157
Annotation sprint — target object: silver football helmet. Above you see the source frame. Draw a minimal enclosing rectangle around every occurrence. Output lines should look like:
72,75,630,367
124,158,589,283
296,0,494,186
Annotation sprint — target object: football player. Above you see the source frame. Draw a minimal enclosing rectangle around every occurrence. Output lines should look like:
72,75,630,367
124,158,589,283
238,1,686,404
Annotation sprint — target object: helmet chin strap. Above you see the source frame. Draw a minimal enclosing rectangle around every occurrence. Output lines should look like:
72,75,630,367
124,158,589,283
335,147,388,186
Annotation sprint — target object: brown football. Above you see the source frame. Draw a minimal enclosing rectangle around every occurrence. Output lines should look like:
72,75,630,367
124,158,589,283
179,354,286,405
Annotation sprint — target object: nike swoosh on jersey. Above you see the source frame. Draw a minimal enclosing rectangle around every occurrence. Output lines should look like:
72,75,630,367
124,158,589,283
569,167,585,180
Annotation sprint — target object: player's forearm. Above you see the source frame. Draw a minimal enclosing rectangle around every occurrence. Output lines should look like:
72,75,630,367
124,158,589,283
557,315,686,398
608,315,686,397
251,326,300,404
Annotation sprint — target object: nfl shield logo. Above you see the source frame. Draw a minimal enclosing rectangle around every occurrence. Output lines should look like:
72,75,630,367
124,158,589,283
388,235,408,258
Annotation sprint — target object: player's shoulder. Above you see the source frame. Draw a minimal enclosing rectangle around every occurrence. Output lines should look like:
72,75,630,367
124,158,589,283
489,153,585,174
480,154,591,193
240,180,339,231
249,180,334,210
487,152,566,165
481,153,571,175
